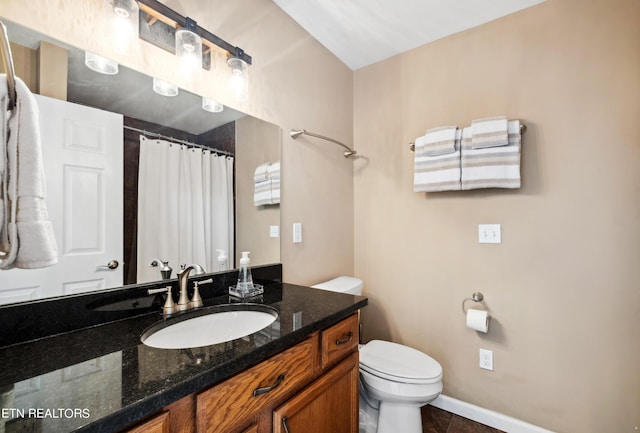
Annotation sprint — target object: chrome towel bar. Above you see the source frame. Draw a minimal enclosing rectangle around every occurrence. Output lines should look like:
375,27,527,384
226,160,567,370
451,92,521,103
290,129,356,158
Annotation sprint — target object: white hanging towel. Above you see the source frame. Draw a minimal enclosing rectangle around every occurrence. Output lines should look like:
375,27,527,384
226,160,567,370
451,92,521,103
461,120,521,190
254,162,272,206
413,127,461,192
269,161,280,204
0,77,58,269
470,116,509,149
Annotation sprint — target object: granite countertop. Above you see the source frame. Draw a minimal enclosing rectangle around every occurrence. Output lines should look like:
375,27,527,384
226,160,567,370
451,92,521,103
0,282,367,433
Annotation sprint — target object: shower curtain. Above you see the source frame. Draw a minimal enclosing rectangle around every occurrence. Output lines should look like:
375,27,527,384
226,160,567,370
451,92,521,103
137,136,234,283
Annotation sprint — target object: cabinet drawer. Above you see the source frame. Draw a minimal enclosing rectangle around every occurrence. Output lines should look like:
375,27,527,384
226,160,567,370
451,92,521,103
197,335,317,433
320,313,359,369
122,411,169,433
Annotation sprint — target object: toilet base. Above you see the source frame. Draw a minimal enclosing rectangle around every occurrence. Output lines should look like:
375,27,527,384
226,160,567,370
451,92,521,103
377,402,423,433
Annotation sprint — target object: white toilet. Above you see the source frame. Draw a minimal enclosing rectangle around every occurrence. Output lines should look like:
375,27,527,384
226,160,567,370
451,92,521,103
312,277,443,433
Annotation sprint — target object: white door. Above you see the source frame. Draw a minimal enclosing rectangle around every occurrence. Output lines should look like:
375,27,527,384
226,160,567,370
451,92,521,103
0,96,123,304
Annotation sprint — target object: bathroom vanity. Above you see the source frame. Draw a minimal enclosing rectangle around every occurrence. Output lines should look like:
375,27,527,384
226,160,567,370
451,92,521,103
130,314,359,433
0,266,367,433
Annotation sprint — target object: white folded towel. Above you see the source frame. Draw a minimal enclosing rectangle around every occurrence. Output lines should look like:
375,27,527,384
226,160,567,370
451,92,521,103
415,126,458,156
0,77,58,269
461,120,521,190
471,116,509,149
254,161,281,206
253,162,270,182
254,179,273,206
413,128,462,192
269,161,281,204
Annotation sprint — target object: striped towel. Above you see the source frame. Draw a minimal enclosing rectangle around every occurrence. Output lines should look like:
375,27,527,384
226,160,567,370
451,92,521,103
461,120,521,190
413,128,462,192
269,161,280,205
254,179,273,206
254,162,270,182
254,161,281,206
471,116,509,149
417,126,458,156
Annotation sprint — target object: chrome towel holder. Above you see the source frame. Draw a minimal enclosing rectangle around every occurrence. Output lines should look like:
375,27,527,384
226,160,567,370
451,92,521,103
462,292,485,314
290,129,357,158
0,20,17,111
409,123,526,152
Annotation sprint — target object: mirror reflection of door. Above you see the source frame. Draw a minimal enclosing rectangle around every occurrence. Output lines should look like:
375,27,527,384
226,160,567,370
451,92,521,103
0,96,123,304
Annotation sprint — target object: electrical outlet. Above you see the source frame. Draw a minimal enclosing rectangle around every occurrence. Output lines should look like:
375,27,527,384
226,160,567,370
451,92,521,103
479,349,494,371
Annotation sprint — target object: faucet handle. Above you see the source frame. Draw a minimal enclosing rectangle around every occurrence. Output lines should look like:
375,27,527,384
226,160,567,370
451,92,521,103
190,278,213,309
148,286,176,315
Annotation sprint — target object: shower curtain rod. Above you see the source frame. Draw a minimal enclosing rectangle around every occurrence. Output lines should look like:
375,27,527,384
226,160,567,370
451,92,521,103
290,129,356,158
124,125,234,157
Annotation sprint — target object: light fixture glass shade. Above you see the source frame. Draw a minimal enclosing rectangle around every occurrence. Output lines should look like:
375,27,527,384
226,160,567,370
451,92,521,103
85,52,119,75
152,78,179,97
106,0,139,53
176,28,203,75
227,57,249,101
202,97,224,113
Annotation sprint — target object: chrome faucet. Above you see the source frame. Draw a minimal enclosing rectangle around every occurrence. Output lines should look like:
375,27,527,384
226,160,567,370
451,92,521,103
177,264,205,311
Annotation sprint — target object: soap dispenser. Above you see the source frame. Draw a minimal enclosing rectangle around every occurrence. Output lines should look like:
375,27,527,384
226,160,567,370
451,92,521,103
229,251,263,298
216,249,228,272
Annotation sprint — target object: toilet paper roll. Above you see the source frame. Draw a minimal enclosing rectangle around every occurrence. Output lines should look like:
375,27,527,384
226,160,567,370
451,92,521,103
466,308,490,333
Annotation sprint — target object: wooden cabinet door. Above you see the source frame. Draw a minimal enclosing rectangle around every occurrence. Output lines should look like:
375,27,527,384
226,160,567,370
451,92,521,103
272,352,359,433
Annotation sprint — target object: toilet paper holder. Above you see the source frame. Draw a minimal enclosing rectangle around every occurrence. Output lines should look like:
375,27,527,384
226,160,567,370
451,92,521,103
462,292,485,313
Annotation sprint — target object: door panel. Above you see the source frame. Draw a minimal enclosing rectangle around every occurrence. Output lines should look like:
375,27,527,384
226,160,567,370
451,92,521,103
0,95,123,302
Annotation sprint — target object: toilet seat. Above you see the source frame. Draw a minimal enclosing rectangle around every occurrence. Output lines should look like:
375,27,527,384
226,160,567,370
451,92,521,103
360,340,443,384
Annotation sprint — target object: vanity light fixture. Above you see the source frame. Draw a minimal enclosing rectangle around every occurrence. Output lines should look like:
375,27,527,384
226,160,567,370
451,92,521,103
227,48,249,101
136,0,252,75
106,0,139,52
202,97,224,113
152,77,178,97
108,0,138,19
84,51,119,75
175,17,202,74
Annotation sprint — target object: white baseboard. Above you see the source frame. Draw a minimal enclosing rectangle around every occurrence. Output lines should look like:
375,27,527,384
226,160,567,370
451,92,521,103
429,395,555,433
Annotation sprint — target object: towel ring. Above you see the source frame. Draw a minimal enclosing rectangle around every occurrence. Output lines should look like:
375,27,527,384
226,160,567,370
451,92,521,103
462,292,484,314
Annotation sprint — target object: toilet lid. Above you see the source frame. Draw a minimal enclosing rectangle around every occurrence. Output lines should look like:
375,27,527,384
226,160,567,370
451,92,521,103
359,340,442,384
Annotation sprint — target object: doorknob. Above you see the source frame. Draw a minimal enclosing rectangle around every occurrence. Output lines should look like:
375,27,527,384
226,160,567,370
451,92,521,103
98,260,119,270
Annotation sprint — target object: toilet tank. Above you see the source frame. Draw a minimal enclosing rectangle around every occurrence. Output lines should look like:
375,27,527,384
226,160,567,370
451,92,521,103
311,276,363,295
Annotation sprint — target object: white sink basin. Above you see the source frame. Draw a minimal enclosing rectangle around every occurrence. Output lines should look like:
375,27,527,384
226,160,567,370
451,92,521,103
141,305,278,349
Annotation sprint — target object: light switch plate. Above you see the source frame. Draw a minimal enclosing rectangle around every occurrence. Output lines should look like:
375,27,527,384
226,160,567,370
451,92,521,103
479,224,501,244
293,223,302,243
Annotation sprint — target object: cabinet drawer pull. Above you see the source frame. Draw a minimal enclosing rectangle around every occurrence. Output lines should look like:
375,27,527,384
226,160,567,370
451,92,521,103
282,416,291,433
335,331,353,345
252,374,285,396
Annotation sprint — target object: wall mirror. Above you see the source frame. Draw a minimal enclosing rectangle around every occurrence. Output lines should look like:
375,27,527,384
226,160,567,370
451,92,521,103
0,20,281,305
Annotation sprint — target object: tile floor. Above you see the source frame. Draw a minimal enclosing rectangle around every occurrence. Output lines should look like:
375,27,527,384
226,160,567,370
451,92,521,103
422,405,505,433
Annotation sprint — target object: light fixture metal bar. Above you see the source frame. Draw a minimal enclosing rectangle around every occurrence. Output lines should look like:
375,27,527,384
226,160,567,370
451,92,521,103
137,0,252,65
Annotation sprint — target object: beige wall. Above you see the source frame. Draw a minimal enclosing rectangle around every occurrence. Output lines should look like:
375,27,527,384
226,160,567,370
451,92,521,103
354,0,640,432
0,0,354,285
236,115,281,267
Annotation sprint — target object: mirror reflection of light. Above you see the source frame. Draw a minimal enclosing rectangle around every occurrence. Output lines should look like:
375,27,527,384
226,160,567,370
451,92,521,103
202,97,224,113
84,52,119,75
152,78,179,97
